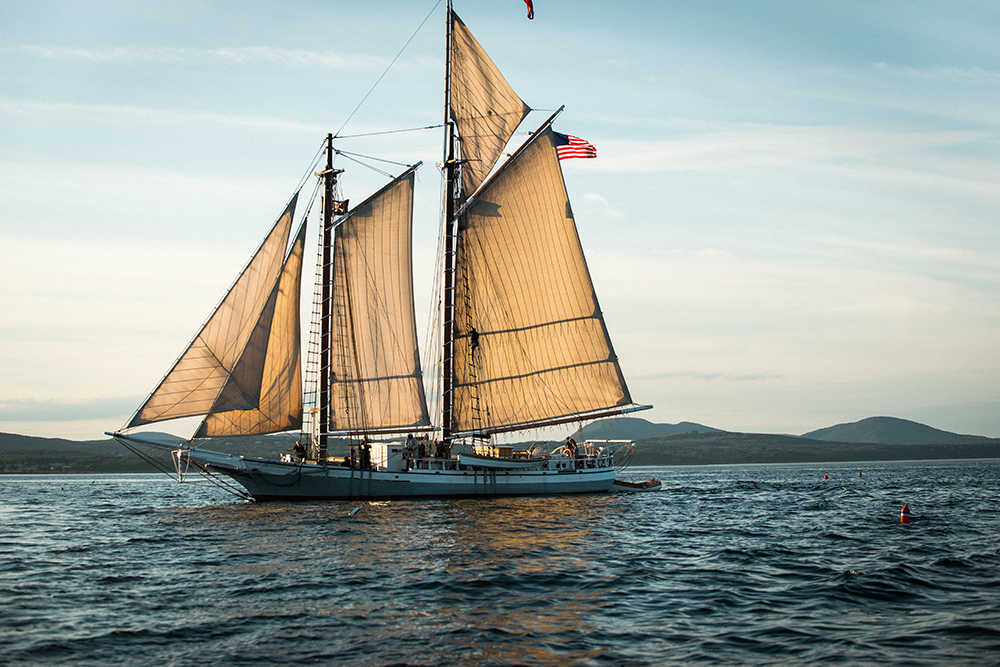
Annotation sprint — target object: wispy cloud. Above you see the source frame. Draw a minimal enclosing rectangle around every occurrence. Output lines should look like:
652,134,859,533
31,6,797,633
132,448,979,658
873,62,1000,83
633,370,786,382
0,97,325,133
579,192,625,219
0,397,142,421
587,125,997,173
11,44,389,69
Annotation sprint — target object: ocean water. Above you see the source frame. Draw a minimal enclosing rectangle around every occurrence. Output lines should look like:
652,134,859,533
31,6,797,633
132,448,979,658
2,460,999,666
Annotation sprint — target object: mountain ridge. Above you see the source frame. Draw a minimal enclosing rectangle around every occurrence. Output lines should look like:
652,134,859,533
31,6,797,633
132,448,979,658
570,417,723,441
800,416,994,445
2,415,998,473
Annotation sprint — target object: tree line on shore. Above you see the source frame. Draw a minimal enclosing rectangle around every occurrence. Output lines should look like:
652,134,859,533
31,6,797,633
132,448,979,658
3,428,998,474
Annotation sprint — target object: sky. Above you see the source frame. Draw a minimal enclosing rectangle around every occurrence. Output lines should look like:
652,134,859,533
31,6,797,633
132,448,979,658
1,0,999,441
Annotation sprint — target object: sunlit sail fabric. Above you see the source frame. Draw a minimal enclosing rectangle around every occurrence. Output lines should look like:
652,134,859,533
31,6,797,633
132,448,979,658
452,127,631,433
329,170,430,432
128,196,297,428
450,11,530,197
196,222,306,437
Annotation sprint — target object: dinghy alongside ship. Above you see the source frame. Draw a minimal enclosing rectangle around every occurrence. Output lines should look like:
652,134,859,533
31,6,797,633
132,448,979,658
109,2,651,501
612,479,663,493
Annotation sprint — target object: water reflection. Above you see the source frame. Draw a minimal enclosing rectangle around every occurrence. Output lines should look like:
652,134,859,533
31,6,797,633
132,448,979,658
157,494,628,665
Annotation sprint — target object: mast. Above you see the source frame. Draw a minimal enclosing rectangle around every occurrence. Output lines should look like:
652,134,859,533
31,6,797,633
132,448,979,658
441,2,457,442
319,133,342,459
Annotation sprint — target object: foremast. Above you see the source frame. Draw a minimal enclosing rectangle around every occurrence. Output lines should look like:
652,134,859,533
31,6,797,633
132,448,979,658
313,138,429,450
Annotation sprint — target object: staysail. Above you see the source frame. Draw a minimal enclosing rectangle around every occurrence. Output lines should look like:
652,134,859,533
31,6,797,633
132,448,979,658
196,221,306,437
128,196,298,429
451,126,632,434
327,167,430,433
450,11,530,197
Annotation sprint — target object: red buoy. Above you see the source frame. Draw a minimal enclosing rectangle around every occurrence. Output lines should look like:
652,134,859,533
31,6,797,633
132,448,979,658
900,504,910,524
824,475,828,480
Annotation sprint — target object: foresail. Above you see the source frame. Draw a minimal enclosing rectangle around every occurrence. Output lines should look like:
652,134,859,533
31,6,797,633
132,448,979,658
196,221,306,437
452,127,632,434
450,12,530,197
128,196,297,429
329,169,430,433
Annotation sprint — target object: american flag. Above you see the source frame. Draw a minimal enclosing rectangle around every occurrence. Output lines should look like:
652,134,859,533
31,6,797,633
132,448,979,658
553,132,597,160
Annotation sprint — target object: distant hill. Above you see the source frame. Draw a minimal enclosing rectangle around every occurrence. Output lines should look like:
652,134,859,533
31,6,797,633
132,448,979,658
630,431,1000,466
572,417,722,441
0,431,354,474
0,431,163,473
4,415,1000,473
801,417,995,445
0,432,123,455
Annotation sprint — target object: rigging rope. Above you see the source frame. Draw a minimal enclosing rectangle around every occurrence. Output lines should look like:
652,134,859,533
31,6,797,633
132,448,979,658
333,0,444,139
334,124,443,140
335,150,396,179
335,148,413,169
295,138,328,194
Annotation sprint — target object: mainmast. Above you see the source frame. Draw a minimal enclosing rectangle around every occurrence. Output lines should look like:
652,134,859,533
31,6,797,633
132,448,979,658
319,133,343,459
441,2,457,442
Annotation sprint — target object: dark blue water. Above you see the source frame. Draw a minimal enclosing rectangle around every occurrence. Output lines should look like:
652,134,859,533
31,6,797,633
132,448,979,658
2,460,999,666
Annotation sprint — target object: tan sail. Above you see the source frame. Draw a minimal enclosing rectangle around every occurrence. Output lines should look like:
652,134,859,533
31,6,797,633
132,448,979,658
196,221,306,437
128,197,297,428
450,12,530,197
452,127,632,434
329,169,430,432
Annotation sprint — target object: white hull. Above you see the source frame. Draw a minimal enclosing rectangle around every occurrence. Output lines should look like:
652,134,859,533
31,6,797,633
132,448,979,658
111,434,633,502
189,449,615,500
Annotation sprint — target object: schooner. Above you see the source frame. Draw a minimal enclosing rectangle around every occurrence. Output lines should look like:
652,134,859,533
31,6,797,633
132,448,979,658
109,3,651,501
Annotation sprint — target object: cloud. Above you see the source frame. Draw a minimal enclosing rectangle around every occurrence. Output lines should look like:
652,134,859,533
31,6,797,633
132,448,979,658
10,45,388,69
579,192,624,219
873,62,1000,83
0,97,326,134
634,370,786,382
584,125,996,173
0,397,143,421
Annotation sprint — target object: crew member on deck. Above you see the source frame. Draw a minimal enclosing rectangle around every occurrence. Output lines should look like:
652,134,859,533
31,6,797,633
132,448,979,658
288,441,306,461
565,437,577,457
404,433,417,469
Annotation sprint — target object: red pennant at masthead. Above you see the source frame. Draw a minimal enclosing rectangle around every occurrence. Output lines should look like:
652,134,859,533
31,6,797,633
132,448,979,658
553,132,597,159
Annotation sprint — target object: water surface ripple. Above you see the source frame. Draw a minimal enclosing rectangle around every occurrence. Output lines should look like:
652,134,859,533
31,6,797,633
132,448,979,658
2,460,999,665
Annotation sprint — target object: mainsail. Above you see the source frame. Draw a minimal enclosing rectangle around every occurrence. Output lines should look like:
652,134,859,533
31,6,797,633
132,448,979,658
451,126,632,434
327,167,430,434
449,12,530,197
128,196,298,429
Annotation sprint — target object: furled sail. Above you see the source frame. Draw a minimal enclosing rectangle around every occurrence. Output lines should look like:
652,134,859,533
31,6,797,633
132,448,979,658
196,221,306,437
328,168,430,433
128,196,297,428
452,127,632,434
450,11,530,197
